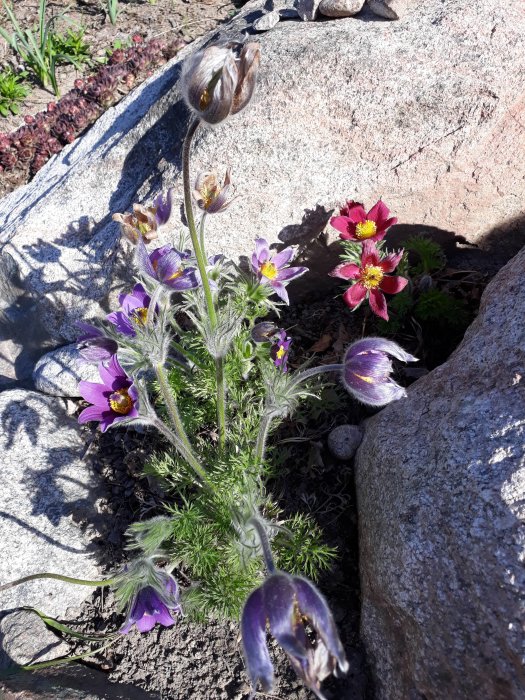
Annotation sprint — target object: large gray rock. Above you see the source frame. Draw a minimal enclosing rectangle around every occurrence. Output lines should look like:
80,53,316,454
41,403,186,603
0,390,101,618
32,343,100,397
0,609,68,670
0,0,524,342
355,245,525,699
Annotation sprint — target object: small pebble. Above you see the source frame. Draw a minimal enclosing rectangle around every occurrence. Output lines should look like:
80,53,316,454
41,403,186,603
328,424,364,460
253,10,281,31
367,0,399,20
295,0,322,21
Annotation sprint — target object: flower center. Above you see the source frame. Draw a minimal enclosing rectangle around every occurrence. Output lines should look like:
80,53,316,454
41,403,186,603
260,261,278,280
199,88,212,110
276,345,286,360
131,307,148,326
353,373,375,384
361,265,384,289
355,220,377,240
167,268,183,281
109,388,133,415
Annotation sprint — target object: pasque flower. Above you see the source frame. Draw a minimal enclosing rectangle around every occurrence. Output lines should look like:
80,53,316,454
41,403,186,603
270,330,292,372
331,199,397,243
251,238,307,304
106,284,154,337
330,240,407,320
121,571,181,634
193,168,236,213
78,355,139,432
241,572,348,699
342,337,417,406
76,321,118,362
113,189,174,244
136,239,199,290
181,42,260,124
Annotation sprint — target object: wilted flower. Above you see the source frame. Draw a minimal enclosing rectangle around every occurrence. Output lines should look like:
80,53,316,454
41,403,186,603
270,330,291,372
113,190,173,244
193,168,236,213
331,200,397,243
78,355,139,432
251,238,307,304
76,321,118,362
121,570,181,634
106,284,154,337
181,42,260,124
330,240,407,320
342,337,417,406
136,239,199,291
241,572,348,699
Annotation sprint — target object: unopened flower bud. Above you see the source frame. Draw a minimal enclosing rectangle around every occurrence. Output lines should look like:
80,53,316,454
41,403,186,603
181,42,260,125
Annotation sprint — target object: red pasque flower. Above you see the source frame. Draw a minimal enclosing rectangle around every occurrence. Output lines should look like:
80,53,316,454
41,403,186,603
330,240,407,320
330,199,397,243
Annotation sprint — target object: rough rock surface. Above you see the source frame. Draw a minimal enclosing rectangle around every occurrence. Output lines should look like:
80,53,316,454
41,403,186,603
0,390,101,618
0,609,68,670
0,0,524,343
32,344,100,398
319,0,365,18
328,424,363,460
355,245,525,699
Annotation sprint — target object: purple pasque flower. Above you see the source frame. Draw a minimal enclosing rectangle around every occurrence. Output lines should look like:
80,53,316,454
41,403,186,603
251,238,307,304
106,284,153,337
78,355,139,432
121,571,181,634
241,572,348,699
76,321,118,362
153,188,174,226
270,330,292,372
193,168,236,214
342,337,417,406
136,238,199,291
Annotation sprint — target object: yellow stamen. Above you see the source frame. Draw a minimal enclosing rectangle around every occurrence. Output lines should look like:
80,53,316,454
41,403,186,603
199,88,212,110
355,220,377,240
361,265,384,289
260,261,278,280
354,373,375,384
167,269,183,281
276,345,285,360
109,389,133,415
131,307,148,326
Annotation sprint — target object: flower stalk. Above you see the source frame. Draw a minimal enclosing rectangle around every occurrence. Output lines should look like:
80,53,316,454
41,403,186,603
0,572,116,593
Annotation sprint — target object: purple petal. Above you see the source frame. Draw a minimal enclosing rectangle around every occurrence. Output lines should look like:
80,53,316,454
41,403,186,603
271,282,289,304
106,311,136,338
135,237,157,279
241,587,274,693
271,247,294,269
342,371,407,407
346,350,393,381
275,266,308,282
155,250,183,283
254,238,269,264
98,355,128,389
293,576,348,675
78,337,118,362
78,381,110,407
345,337,418,364
166,268,199,291
154,188,174,226
264,574,309,661
154,606,176,628
135,614,157,633
75,321,102,341
78,404,105,424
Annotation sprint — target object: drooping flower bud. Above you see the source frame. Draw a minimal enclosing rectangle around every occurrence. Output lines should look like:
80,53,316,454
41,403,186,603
181,42,260,125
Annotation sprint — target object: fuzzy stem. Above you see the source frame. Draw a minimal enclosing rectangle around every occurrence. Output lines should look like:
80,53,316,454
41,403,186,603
291,363,343,386
248,517,276,575
182,118,217,328
254,412,273,468
199,212,207,259
215,356,226,450
19,639,119,673
0,573,116,593
154,362,198,461
146,285,164,327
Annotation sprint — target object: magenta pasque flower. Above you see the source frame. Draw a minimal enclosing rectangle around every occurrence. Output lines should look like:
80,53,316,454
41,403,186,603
136,238,199,290
330,240,407,320
251,238,307,304
331,200,397,243
270,330,292,372
342,337,417,406
106,284,153,337
78,355,139,432
241,572,348,699
121,571,181,634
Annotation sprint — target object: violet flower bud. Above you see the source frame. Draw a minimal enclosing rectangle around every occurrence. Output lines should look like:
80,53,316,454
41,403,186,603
342,337,417,406
181,42,260,125
241,572,348,698
120,570,181,634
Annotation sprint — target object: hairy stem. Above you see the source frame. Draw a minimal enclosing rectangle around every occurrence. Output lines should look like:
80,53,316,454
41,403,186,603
216,356,226,450
248,517,276,575
291,363,343,387
0,573,115,593
154,362,197,460
254,412,273,468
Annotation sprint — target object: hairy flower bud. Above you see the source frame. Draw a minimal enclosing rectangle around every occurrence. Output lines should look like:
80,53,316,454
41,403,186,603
181,42,260,125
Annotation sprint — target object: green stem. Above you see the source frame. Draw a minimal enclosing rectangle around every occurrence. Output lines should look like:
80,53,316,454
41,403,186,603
215,356,226,450
248,517,276,575
182,118,217,328
254,412,273,469
291,363,343,387
19,638,119,673
0,573,115,593
154,362,196,459
199,212,207,259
